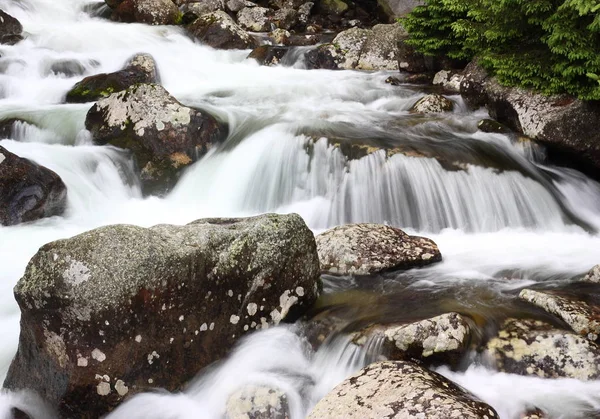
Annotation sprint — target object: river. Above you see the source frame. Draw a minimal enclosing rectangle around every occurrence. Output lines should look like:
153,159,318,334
1,0,600,417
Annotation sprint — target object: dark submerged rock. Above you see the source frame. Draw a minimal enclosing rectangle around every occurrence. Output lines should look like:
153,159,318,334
308,361,499,418
4,213,320,418
0,146,67,226
0,10,23,45
247,45,288,66
478,119,511,134
315,223,442,275
66,53,159,103
85,83,226,195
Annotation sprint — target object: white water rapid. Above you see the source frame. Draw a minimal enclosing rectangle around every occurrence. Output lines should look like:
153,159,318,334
1,0,600,418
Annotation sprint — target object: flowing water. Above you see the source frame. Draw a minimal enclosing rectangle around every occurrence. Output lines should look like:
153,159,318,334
1,0,600,418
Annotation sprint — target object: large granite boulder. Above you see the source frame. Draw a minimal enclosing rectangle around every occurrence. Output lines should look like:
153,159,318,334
4,213,320,418
66,53,159,103
460,61,600,174
109,0,181,25
355,313,471,367
186,11,257,50
485,318,600,380
0,146,67,226
315,223,442,275
85,83,226,195
308,361,499,418
411,93,454,114
0,10,24,45
519,289,600,342
237,6,271,32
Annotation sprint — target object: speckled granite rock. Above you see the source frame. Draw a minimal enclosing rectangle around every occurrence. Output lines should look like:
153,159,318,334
226,386,290,419
85,83,226,195
110,0,181,24
315,223,441,275
583,265,600,283
237,6,271,32
356,313,471,366
519,289,600,342
411,94,454,114
485,318,600,380
4,213,320,418
308,361,499,418
186,11,257,50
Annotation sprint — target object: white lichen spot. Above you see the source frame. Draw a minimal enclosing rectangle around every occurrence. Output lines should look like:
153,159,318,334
200,323,208,331
244,325,249,331
97,382,111,396
147,351,160,364
77,356,88,367
295,287,305,297
92,348,106,363
247,303,258,316
135,335,142,343
169,337,174,344
62,260,91,286
230,315,240,325
179,315,184,322
0,153,4,165
115,379,129,396
53,253,58,262
209,322,215,331
148,378,154,384
228,290,233,297
162,304,167,311
44,330,69,368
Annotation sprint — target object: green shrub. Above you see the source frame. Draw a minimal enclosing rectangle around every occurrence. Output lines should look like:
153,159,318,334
402,0,600,100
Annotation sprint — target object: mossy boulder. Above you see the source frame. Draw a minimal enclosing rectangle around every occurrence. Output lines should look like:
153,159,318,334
85,83,227,195
186,10,257,50
0,146,67,226
4,213,320,418
65,53,159,104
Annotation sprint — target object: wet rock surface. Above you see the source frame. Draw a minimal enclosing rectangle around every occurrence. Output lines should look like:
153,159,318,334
357,312,471,366
519,289,600,342
0,10,23,45
411,93,454,114
485,318,600,380
4,213,320,418
308,360,500,418
226,386,290,419
187,11,257,50
109,0,181,24
85,83,226,195
432,69,463,93
247,45,289,66
315,223,442,275
66,53,159,103
0,146,67,226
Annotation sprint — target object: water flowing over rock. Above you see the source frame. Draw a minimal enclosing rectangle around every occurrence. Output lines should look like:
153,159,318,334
247,45,288,66
485,318,600,380
315,223,442,275
460,61,600,174
66,53,159,103
85,83,226,195
356,313,471,367
226,386,290,419
0,10,23,45
0,146,67,226
308,361,500,418
411,93,454,114
109,0,181,25
187,11,257,50
519,289,600,342
4,213,320,418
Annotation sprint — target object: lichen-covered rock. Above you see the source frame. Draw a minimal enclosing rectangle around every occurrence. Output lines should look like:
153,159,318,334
85,83,226,195
4,213,320,418
583,265,600,283
226,0,256,13
65,53,158,103
272,8,297,30
432,69,463,93
181,0,226,19
485,318,600,380
477,119,511,134
187,11,257,50
0,10,23,45
377,0,423,21
0,146,67,226
357,313,471,367
237,6,271,32
411,94,454,114
269,28,290,45
460,60,600,173
226,386,290,419
110,0,181,24
315,223,442,275
319,0,348,15
247,45,288,66
308,361,499,419
519,289,600,342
